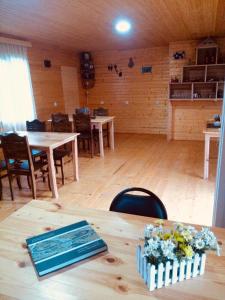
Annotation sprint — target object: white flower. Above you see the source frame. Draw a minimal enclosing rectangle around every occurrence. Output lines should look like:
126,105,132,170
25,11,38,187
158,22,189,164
194,239,205,249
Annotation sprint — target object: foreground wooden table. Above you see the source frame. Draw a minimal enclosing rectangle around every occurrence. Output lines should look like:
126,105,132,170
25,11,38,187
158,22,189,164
0,200,224,300
203,128,220,179
18,131,79,198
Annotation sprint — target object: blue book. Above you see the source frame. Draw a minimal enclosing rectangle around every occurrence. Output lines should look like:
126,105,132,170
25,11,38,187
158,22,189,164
26,220,108,276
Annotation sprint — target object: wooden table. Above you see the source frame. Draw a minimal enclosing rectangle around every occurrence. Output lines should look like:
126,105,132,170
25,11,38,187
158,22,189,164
0,200,224,300
203,128,220,179
48,116,115,157
18,131,79,198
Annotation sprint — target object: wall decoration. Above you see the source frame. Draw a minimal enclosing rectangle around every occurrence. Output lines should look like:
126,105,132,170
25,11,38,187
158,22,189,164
80,52,95,104
141,66,152,73
128,57,134,68
107,63,122,77
173,51,185,60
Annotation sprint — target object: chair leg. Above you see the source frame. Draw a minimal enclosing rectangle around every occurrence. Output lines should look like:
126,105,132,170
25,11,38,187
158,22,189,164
47,174,51,191
30,174,37,199
8,174,14,201
60,158,64,185
91,138,94,158
0,177,2,200
16,176,22,190
27,176,31,189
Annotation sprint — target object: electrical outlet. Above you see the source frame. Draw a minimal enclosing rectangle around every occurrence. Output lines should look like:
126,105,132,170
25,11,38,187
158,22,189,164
100,100,104,104
54,101,58,107
125,101,129,105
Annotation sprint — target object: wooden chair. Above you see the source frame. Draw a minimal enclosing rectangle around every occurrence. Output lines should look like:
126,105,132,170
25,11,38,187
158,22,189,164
110,187,168,219
52,113,69,123
52,120,72,185
0,133,50,200
75,107,90,115
93,107,109,147
73,114,98,157
26,119,46,159
26,119,46,132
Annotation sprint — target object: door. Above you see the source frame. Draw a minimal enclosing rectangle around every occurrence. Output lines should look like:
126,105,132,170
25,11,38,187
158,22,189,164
61,66,79,114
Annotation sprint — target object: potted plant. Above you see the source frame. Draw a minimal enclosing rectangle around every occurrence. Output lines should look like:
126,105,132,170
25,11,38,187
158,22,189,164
136,221,221,291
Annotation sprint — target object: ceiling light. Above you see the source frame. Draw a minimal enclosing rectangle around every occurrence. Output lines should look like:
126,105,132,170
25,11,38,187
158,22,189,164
115,20,131,34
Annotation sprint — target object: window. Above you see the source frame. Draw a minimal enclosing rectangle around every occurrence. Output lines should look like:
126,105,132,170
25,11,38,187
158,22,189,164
0,43,36,131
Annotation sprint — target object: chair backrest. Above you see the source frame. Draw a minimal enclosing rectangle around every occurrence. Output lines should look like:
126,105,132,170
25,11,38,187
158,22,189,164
93,107,108,116
51,113,69,124
73,114,92,134
52,120,72,133
0,133,33,171
109,187,168,219
26,119,46,132
75,107,90,115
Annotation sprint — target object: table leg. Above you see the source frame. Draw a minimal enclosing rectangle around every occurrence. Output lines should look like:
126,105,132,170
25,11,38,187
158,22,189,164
47,148,58,198
98,123,104,157
72,137,79,181
109,120,115,150
204,134,210,179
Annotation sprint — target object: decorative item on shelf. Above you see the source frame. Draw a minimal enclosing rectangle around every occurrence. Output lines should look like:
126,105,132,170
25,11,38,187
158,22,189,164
196,37,218,65
80,52,95,105
173,51,185,60
217,89,224,98
128,57,135,68
107,63,122,77
136,221,221,292
193,92,199,99
170,76,179,83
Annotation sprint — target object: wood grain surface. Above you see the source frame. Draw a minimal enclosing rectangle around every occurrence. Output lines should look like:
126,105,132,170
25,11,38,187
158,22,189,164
0,200,224,300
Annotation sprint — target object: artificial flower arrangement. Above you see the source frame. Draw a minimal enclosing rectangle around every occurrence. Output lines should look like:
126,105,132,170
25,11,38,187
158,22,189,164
136,221,221,291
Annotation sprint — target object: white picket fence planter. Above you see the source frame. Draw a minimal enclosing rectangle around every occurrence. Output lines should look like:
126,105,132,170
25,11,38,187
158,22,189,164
136,245,206,291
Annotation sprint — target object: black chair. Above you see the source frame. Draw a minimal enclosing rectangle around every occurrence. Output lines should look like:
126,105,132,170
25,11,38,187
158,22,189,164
93,107,109,147
109,187,167,219
26,119,46,160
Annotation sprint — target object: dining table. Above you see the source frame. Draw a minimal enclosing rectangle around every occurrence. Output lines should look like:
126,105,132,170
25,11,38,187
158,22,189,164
48,116,115,158
0,199,224,300
0,131,80,199
203,128,220,179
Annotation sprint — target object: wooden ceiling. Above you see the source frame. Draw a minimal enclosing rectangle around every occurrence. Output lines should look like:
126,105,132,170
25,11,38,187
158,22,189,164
0,0,225,51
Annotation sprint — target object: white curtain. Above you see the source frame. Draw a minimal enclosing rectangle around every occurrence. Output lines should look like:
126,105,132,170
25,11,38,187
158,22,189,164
0,43,36,131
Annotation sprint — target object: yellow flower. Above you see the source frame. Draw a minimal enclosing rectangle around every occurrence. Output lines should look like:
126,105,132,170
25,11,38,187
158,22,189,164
163,233,172,240
181,245,194,258
174,232,184,243
182,231,193,241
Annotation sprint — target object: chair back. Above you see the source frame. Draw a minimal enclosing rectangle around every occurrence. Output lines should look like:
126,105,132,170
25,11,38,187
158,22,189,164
52,113,69,123
75,107,90,115
52,120,72,133
0,133,33,171
26,119,46,132
110,187,167,219
73,114,92,134
93,107,108,116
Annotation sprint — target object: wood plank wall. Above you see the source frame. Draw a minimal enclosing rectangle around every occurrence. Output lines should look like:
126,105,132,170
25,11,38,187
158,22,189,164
28,42,83,121
169,39,224,140
81,47,169,134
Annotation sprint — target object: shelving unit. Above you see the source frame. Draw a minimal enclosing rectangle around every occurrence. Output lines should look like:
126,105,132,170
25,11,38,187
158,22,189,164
169,38,225,101
169,65,225,100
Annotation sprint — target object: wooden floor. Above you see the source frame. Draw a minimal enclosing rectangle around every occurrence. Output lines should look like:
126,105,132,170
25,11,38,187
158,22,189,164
0,134,218,226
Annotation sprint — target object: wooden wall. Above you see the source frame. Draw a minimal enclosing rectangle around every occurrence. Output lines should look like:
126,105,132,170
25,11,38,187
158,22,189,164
28,43,83,121
82,47,169,134
168,39,224,140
